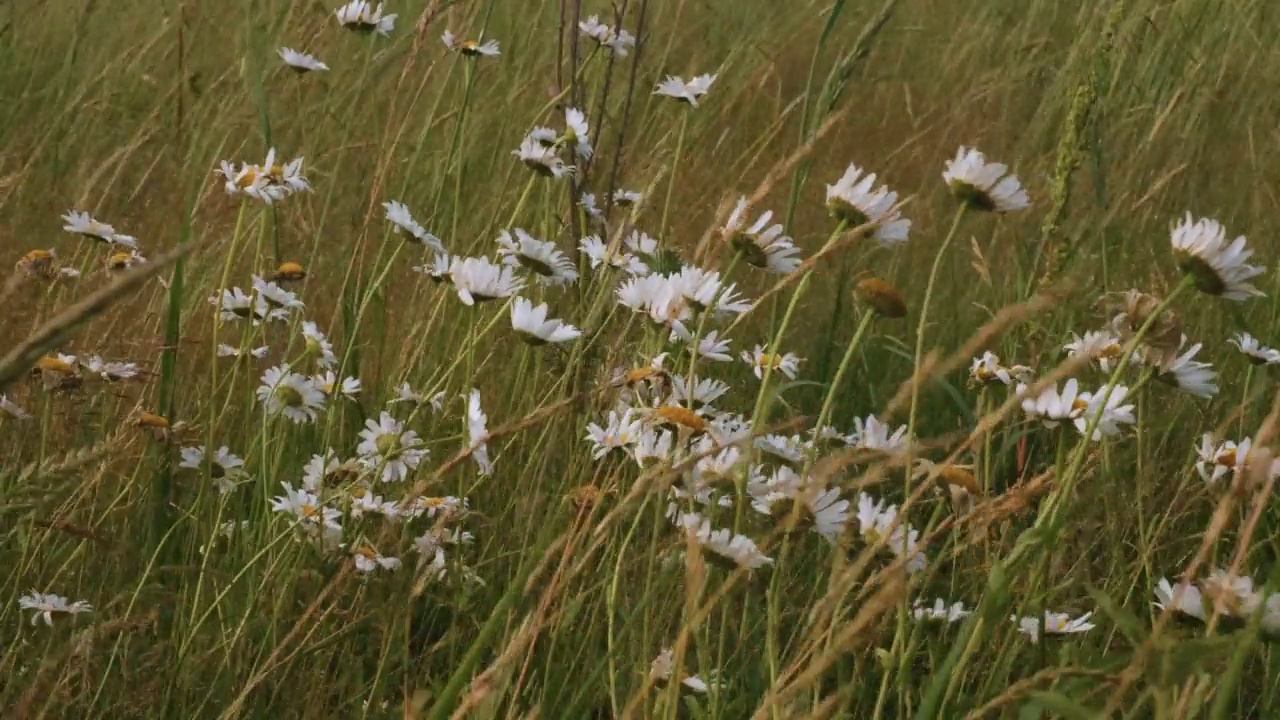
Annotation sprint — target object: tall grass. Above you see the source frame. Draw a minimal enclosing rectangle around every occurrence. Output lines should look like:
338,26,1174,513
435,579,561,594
4,0,1280,717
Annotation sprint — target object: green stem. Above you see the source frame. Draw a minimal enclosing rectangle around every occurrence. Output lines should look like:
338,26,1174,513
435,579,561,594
658,110,690,243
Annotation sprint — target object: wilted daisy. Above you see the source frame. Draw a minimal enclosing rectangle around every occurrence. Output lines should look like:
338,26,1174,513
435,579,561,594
18,591,92,626
0,394,30,420
353,543,402,573
579,16,635,55
741,345,801,380
1015,611,1095,642
357,411,427,483
179,445,247,494
301,321,337,368
1229,332,1280,365
723,197,802,274
854,277,908,319
968,351,1033,387
913,598,970,624
313,371,362,401
579,235,647,274
450,256,526,305
1064,330,1125,373
678,513,772,570
62,210,136,247
510,297,581,345
83,356,140,382
278,47,329,72
466,389,493,476
441,30,500,56
850,415,910,454
563,107,593,161
513,133,574,178
654,74,717,106
1170,213,1264,300
1202,568,1258,618
1073,385,1135,440
585,409,643,459
382,200,444,253
16,248,59,279
824,165,911,245
1195,434,1251,486
256,364,326,424
1018,379,1086,429
496,229,579,286
1150,337,1218,399
1154,578,1206,623
217,344,269,362
335,1,396,35
941,146,1030,212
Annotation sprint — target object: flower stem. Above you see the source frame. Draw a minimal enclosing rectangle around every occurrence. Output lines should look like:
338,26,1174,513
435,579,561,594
658,110,690,243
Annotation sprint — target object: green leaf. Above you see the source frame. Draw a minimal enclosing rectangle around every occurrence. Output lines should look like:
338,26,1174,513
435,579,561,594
1022,691,1100,720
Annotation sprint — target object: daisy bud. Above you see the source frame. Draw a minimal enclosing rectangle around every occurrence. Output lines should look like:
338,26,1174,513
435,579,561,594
854,277,907,319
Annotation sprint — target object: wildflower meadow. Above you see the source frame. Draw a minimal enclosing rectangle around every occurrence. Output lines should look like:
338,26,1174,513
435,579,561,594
5,0,1280,717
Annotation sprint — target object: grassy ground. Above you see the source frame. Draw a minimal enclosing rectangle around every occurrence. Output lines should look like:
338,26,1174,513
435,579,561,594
4,0,1280,717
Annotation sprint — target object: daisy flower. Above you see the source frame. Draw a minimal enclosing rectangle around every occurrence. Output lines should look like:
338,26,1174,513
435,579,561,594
1073,385,1135,440
754,434,808,466
824,165,911,246
270,482,343,544
579,193,604,222
18,591,92,626
1150,337,1218,399
741,345,801,380
107,250,147,271
579,235,647,274
313,371,362,401
650,648,719,695
510,297,581,345
1170,213,1264,300
941,146,1030,212
670,327,733,363
613,189,643,207
1015,611,1095,642
253,274,305,314
673,265,750,316
678,513,772,570
302,450,345,492
563,107,593,160
514,133,574,178
217,344,269,361
302,321,337,368
1195,434,1251,486
357,411,427,483
654,74,717,106
382,200,445,253
62,210,136,248
855,493,898,544
1202,568,1258,617
256,364,326,424
1229,332,1280,365
669,375,730,409
466,389,493,476
886,524,928,573
278,47,329,72
579,16,635,55
913,598,970,624
441,30,500,56
414,252,453,282
496,229,579,285
450,256,526,305
353,544,402,573
723,197,802,274
968,351,1033,387
633,428,675,468
1154,577,1206,622
1017,379,1086,429
387,382,447,412
82,356,141,382
212,287,267,323
179,445,247,494
584,409,643,459
849,415,910,453
1064,330,1125,373
335,0,396,35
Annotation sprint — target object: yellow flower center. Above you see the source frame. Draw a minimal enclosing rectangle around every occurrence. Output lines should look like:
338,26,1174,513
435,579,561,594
375,433,401,456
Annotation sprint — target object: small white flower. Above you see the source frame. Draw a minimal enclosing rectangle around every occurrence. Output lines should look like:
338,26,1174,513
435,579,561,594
723,197,802,274
1170,212,1264,300
61,210,134,247
633,428,675,468
1195,434,1251,486
414,252,453,282
670,327,732,363
179,445,247,494
510,297,581,345
579,235,647,274
579,16,635,56
383,201,445,253
649,648,719,695
741,345,801,380
613,189,643,206
1015,611,1095,642
563,107,593,161
855,493,898,544
579,193,604,222
256,364,326,424
617,273,689,332
1017,379,1086,429
513,133,574,178
1064,330,1125,373
941,146,1030,212
754,434,808,466
302,450,344,492
496,229,579,286
1229,332,1280,365
388,382,447,412
217,344,269,361
466,389,493,476
450,255,526,305
678,513,772,569
335,0,396,35
913,598,970,624
270,482,343,544
253,274,305,314
357,411,427,483
824,165,911,245
1150,337,1218,399
669,375,730,409
673,265,750,316
584,409,643,459
968,351,1033,386
18,591,92,626
1154,577,1206,622
302,321,337,369
441,30,500,56
313,371,362,401
1073,385,1135,440
654,74,717,106
353,544,402,573
83,356,140,382
1202,568,1258,617
278,47,329,72
850,415,909,453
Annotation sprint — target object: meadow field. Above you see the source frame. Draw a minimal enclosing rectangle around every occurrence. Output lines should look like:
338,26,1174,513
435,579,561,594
4,0,1280,717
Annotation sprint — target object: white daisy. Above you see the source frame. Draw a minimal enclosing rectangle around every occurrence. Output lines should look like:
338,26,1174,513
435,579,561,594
302,450,344,492
353,544,402,573
579,193,604,222
584,409,643,459
1229,332,1280,365
1202,568,1258,617
649,648,718,695
313,371,362,401
613,188,643,206
357,411,427,483
496,229,579,286
670,327,732,363
855,492,898,544
849,415,909,453
302,321,337,369
673,265,750,316
413,252,453,282
383,201,445,253
1195,434,1251,486
968,351,1033,387
678,513,772,569
510,297,581,345
450,255,526,305
179,445,247,494
1170,213,1265,300
741,345,801,380
563,107,593,161
886,523,928,573
388,382,447,412
669,375,730,409
61,210,126,245
1017,379,1086,429
256,364,326,424
1151,337,1218,399
941,146,1030,212
270,482,343,544
753,434,808,465
1015,611,1095,642
253,274,305,314
335,0,396,35
913,598,970,624
723,197,802,274
633,428,676,468
278,47,329,72
83,356,140,382
18,591,92,626
617,273,689,331
217,344,269,361
1073,385,1135,440
654,74,717,106
1064,330,1125,373
466,389,493,476
824,165,911,246
579,235,647,274
441,30,500,56
513,133,574,178
1154,578,1206,622
579,16,635,56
